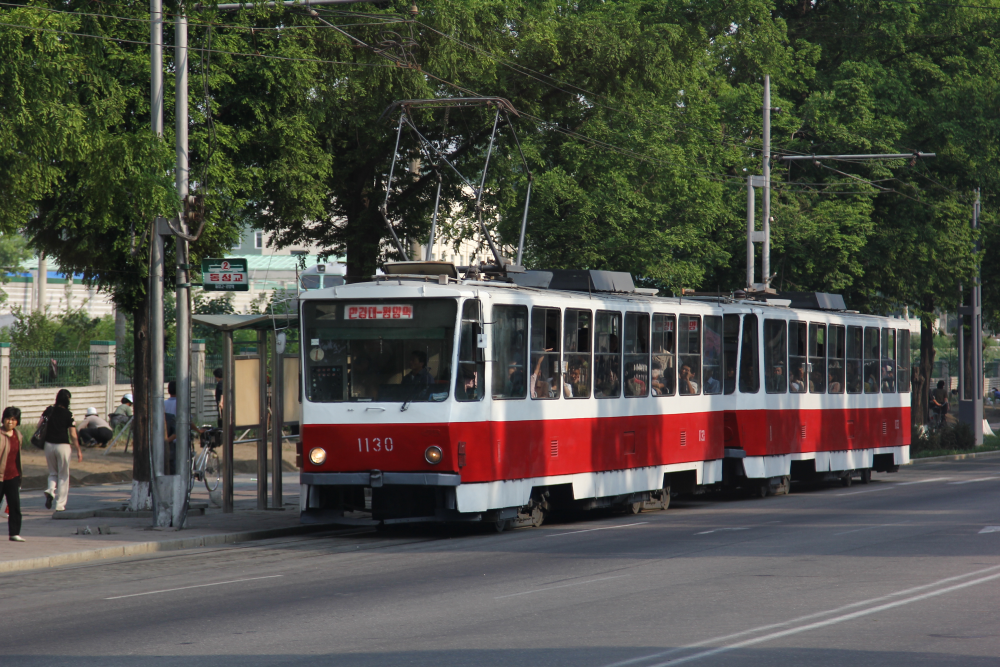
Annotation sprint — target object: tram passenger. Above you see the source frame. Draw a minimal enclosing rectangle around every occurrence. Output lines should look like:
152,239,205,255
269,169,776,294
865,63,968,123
456,366,480,400
679,364,699,395
766,365,784,393
846,361,862,393
401,351,433,386
723,365,736,394
651,361,666,396
530,354,557,398
505,362,526,396
563,360,588,398
828,371,842,393
789,366,806,393
703,368,720,394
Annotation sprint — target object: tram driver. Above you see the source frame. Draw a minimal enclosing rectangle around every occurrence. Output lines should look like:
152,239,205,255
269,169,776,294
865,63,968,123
402,351,434,386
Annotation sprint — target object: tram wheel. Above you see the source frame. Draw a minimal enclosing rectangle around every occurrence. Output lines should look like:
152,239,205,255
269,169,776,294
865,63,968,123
756,483,769,499
627,501,643,515
860,468,871,484
842,473,853,488
531,507,545,528
494,517,510,533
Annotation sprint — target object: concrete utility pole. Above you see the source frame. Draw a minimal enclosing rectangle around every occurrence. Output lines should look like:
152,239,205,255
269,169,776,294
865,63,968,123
36,253,46,313
173,1,192,527
957,189,984,445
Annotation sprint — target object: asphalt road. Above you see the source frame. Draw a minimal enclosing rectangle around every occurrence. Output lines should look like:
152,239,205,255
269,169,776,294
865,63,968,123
4,457,1000,666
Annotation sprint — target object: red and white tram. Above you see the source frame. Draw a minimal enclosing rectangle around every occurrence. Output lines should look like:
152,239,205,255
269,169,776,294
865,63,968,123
297,265,910,528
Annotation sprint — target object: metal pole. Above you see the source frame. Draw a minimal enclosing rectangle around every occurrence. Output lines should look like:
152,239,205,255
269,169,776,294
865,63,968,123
173,1,191,528
747,176,755,289
151,0,163,137
271,333,284,509
762,75,771,288
222,330,234,513
425,176,442,261
780,152,936,162
516,177,532,267
257,330,268,510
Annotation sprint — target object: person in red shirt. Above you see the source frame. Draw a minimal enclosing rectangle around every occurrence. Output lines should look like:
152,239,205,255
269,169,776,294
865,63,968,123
0,406,24,542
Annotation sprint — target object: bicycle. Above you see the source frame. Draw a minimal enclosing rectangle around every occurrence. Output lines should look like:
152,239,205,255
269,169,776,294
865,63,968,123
192,426,222,493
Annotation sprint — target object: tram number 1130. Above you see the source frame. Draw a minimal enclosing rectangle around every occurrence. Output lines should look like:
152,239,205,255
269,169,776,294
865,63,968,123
358,437,394,453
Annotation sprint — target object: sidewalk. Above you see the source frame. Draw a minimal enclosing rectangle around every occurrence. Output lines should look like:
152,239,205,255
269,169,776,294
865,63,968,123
0,473,329,574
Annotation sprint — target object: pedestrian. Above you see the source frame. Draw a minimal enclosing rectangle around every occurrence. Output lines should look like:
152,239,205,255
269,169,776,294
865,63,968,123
78,407,114,448
0,407,25,542
214,368,224,428
41,389,81,512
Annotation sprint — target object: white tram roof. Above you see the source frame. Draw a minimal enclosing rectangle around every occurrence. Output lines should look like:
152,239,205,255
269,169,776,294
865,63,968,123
298,268,899,325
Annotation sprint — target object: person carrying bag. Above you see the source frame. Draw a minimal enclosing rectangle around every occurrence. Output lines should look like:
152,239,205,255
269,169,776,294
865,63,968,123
40,389,81,512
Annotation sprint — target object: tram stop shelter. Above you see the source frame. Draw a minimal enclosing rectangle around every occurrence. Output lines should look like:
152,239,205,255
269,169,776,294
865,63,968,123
192,310,301,513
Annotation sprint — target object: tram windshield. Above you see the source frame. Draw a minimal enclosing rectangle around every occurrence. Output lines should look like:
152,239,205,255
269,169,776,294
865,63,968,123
303,299,457,403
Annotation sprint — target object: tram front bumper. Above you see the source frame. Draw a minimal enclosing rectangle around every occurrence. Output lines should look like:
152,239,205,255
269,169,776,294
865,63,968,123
300,471,461,487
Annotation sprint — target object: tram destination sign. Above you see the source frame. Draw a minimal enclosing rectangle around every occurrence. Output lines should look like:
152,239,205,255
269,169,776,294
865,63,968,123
201,258,249,292
346,304,413,320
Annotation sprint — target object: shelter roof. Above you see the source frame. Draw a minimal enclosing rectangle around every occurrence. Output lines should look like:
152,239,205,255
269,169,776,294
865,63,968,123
192,311,298,331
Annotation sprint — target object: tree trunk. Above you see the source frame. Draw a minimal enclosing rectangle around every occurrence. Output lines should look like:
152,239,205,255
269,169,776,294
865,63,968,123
914,297,937,427
129,291,151,510
345,174,388,283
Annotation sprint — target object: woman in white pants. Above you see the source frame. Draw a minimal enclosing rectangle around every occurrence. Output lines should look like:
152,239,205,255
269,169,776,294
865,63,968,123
40,389,81,512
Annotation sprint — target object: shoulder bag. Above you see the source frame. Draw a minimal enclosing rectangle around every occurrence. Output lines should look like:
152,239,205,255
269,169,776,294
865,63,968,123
31,407,50,450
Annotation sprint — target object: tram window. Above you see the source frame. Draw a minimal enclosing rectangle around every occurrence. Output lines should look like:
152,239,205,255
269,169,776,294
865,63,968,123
898,329,911,392
846,325,863,394
595,311,622,398
652,313,676,396
763,319,787,394
624,312,650,397
739,314,760,393
863,327,880,394
563,309,592,399
881,328,897,393
723,314,740,395
703,316,723,395
530,307,561,400
809,323,827,393
491,304,528,400
828,325,845,393
788,321,807,394
302,299,456,403
678,315,701,395
456,299,485,402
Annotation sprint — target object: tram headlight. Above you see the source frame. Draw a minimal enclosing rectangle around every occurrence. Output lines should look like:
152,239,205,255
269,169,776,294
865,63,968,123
424,446,443,465
308,447,327,465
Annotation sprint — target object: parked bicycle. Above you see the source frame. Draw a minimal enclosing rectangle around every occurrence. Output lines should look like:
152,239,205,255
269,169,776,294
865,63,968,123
192,425,222,493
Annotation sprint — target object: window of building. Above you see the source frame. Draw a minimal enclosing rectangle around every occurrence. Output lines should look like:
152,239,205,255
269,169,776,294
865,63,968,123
678,315,701,395
530,307,561,400
254,231,264,249
563,309,592,399
594,311,622,398
809,323,826,393
491,305,527,399
828,325,845,393
624,312,650,397
764,319,787,394
739,315,760,393
652,314,676,396
846,325,863,393
789,321,807,393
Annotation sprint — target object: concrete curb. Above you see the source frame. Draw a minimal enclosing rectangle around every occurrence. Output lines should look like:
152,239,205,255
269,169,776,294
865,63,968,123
0,522,341,575
911,449,1000,464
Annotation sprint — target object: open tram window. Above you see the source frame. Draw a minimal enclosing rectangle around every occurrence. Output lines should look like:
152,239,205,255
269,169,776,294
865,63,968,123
303,299,456,403
595,311,622,398
828,325,845,393
739,314,760,393
563,309,592,399
530,307,561,399
809,323,827,393
624,312,650,397
703,316,723,395
788,321,807,394
723,314,740,394
456,299,485,402
898,329,911,392
846,325,863,394
764,319,787,394
881,328,897,393
492,304,528,399
678,315,701,395
864,327,880,394
652,313,676,396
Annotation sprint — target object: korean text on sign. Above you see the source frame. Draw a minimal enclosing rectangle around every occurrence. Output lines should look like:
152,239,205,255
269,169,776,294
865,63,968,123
208,273,245,284
346,305,413,320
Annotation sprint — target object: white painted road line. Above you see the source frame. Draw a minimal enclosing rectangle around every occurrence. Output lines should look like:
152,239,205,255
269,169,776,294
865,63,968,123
898,477,950,485
546,522,647,537
104,575,283,600
832,523,908,536
602,563,1000,667
494,574,629,599
836,477,950,497
695,527,750,535
949,477,1000,485
979,526,1000,534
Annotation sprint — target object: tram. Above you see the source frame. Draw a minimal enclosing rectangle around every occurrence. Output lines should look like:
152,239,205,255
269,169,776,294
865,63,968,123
297,263,910,529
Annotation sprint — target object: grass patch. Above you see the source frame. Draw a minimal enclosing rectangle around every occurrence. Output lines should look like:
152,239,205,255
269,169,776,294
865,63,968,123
911,433,1000,459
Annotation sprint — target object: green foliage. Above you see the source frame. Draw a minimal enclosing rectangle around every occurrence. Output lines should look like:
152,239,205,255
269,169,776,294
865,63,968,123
0,307,114,352
0,235,31,303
